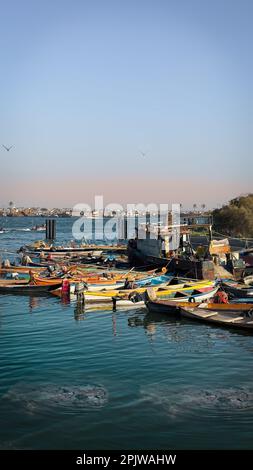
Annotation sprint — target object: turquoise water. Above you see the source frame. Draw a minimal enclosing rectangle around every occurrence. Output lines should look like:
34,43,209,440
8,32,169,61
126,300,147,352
1,217,253,450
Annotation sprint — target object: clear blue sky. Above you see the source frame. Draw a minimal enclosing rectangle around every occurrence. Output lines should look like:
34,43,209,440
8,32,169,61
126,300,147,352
0,0,252,208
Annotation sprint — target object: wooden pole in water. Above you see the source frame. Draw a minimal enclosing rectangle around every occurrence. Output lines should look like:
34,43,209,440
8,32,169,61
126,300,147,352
135,213,139,239
146,211,150,240
46,219,56,240
124,216,128,240
157,210,161,239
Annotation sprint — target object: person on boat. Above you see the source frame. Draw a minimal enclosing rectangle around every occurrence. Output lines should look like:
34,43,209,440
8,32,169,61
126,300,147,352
213,290,229,304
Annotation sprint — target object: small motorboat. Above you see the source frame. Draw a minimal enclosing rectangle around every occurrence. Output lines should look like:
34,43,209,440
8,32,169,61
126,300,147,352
31,224,46,232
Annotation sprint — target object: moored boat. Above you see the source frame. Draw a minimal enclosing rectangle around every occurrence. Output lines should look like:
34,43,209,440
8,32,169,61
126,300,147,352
0,279,30,286
0,282,63,295
180,305,253,331
222,281,253,298
69,280,215,302
112,285,219,310
145,292,253,315
0,266,47,274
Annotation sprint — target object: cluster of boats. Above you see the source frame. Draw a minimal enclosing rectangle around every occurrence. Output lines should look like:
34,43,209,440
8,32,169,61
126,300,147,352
1,243,253,331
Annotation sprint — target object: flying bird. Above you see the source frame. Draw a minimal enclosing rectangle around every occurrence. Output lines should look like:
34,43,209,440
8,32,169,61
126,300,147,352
2,145,13,152
140,150,146,158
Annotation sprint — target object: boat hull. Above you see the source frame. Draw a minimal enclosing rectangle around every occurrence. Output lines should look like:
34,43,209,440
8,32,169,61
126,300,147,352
0,283,62,295
223,282,253,298
180,306,253,331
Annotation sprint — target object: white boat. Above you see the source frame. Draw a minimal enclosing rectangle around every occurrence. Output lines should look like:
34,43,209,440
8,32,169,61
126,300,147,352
68,282,125,292
31,225,46,232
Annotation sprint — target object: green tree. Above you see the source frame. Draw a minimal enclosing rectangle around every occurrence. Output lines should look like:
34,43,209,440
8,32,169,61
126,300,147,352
213,194,253,237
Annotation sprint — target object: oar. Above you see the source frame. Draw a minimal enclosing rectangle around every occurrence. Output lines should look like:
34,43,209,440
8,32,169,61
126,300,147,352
120,267,135,279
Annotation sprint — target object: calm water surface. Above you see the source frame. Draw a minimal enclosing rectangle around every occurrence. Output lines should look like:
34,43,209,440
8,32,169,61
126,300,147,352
0,217,253,449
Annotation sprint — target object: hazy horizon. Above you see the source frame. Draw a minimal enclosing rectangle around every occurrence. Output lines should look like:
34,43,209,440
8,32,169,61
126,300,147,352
1,0,252,207
0,176,251,211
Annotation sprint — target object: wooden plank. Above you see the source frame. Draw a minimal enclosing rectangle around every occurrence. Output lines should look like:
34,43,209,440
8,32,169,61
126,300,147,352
223,316,244,323
195,311,219,318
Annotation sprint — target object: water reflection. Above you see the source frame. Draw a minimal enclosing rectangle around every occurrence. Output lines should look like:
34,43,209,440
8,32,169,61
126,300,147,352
128,310,178,331
60,293,71,307
112,313,117,336
128,308,253,340
29,296,39,312
127,310,218,352
74,302,86,321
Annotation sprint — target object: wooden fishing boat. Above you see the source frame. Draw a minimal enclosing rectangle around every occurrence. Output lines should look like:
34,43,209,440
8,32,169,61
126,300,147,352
76,283,217,306
0,279,30,286
0,282,63,295
180,305,253,331
233,298,253,304
33,271,136,287
31,277,63,286
222,281,253,298
20,243,127,256
35,274,124,287
112,285,219,309
0,266,47,274
145,292,253,315
70,280,215,302
87,282,125,291
66,265,158,276
37,272,213,292
65,266,159,281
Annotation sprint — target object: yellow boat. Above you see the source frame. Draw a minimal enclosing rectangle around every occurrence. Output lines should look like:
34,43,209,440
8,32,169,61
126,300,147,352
79,280,215,302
